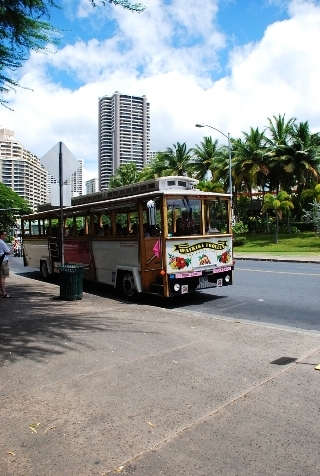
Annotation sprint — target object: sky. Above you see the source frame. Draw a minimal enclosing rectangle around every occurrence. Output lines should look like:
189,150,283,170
1,0,320,185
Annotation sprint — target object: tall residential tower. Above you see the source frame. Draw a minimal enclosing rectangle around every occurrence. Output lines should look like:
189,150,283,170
0,128,47,210
99,92,150,190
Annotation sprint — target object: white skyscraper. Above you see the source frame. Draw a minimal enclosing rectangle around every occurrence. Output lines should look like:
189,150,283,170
0,128,47,210
99,92,150,190
85,178,99,194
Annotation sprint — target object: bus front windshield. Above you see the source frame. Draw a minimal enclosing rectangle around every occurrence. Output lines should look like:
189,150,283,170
204,199,229,234
167,198,201,236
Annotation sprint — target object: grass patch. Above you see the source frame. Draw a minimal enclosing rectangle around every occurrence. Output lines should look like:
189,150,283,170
236,232,320,254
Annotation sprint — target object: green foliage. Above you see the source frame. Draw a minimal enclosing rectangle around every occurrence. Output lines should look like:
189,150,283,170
232,220,248,235
138,113,320,229
90,0,146,12
162,142,193,176
139,152,168,180
233,236,247,247
234,232,320,253
302,200,320,234
192,136,221,181
232,219,248,247
0,0,61,107
0,182,31,228
197,180,225,193
234,195,251,222
262,191,294,242
109,162,141,188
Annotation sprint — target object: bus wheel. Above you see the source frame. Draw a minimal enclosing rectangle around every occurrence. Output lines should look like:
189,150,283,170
121,272,137,299
40,261,49,280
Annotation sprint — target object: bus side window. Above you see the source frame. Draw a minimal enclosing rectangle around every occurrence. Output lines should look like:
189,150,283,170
101,213,112,236
115,213,128,235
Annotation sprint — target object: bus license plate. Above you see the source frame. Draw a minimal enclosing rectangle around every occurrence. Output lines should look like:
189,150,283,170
199,277,208,284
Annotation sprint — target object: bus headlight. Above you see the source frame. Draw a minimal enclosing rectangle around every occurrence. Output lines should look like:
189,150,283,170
174,283,180,292
225,275,231,283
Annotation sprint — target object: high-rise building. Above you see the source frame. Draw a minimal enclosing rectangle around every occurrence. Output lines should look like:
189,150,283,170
85,178,99,194
99,92,150,190
148,150,159,164
47,159,84,201
0,128,47,210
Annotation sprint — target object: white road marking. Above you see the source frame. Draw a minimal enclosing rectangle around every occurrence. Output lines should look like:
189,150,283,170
218,302,249,311
236,268,320,277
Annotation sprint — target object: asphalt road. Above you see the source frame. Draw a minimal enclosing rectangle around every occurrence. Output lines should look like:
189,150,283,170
10,256,320,333
173,260,320,333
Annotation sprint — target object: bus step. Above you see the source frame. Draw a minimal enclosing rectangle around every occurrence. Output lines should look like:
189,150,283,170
149,283,165,295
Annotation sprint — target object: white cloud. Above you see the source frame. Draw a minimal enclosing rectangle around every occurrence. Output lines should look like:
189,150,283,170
1,0,320,185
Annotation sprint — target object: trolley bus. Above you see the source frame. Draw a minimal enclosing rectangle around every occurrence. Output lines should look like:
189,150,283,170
21,176,234,298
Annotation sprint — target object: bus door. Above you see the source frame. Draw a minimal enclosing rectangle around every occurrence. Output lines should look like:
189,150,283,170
139,198,163,293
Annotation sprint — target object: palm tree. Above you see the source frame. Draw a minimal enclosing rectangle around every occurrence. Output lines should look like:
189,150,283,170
109,162,141,188
266,120,320,222
162,142,193,176
288,121,320,194
197,180,225,193
232,127,269,195
139,152,169,180
191,136,221,181
265,113,297,193
262,191,294,243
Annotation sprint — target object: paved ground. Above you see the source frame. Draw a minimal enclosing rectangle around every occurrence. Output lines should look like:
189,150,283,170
1,268,320,476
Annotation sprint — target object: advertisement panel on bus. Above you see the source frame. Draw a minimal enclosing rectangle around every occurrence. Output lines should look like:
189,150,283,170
166,237,232,274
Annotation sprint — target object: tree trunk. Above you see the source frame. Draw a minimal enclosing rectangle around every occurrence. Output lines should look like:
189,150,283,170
287,211,291,234
266,210,270,234
275,215,279,244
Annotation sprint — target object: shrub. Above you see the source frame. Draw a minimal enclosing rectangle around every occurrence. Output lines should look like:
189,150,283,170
233,236,247,247
232,220,248,235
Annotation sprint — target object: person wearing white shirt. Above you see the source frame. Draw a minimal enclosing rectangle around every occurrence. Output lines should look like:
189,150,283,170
0,230,12,298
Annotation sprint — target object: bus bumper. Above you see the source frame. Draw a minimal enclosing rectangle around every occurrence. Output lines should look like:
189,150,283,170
168,267,233,296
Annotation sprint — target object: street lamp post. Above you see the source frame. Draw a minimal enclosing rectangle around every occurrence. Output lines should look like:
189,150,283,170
195,123,232,197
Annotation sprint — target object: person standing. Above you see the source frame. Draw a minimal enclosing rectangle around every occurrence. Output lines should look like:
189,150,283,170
0,230,12,298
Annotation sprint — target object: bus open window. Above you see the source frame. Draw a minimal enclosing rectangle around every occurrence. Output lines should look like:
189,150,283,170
167,198,201,236
115,213,128,235
128,211,138,235
76,214,90,235
142,198,161,236
205,199,229,234
99,212,112,236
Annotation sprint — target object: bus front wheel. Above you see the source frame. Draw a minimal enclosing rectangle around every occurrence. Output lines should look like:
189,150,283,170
121,272,137,299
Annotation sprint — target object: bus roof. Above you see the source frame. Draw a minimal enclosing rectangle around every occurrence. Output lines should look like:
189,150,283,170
22,176,231,220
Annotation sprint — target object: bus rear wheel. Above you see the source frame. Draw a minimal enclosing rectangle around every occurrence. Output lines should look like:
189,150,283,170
121,272,137,299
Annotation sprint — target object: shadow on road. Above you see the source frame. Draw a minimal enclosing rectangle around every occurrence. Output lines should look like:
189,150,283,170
15,268,228,311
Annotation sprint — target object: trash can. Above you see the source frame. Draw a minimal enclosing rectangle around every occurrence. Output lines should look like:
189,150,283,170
59,264,84,301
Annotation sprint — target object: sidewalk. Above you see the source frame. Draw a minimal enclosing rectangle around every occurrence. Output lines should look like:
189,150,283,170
1,272,320,475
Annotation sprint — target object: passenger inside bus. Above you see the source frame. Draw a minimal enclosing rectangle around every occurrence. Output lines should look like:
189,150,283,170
130,223,138,235
150,225,160,236
103,224,111,236
176,211,196,236
116,223,123,235
95,224,104,236
143,224,150,237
